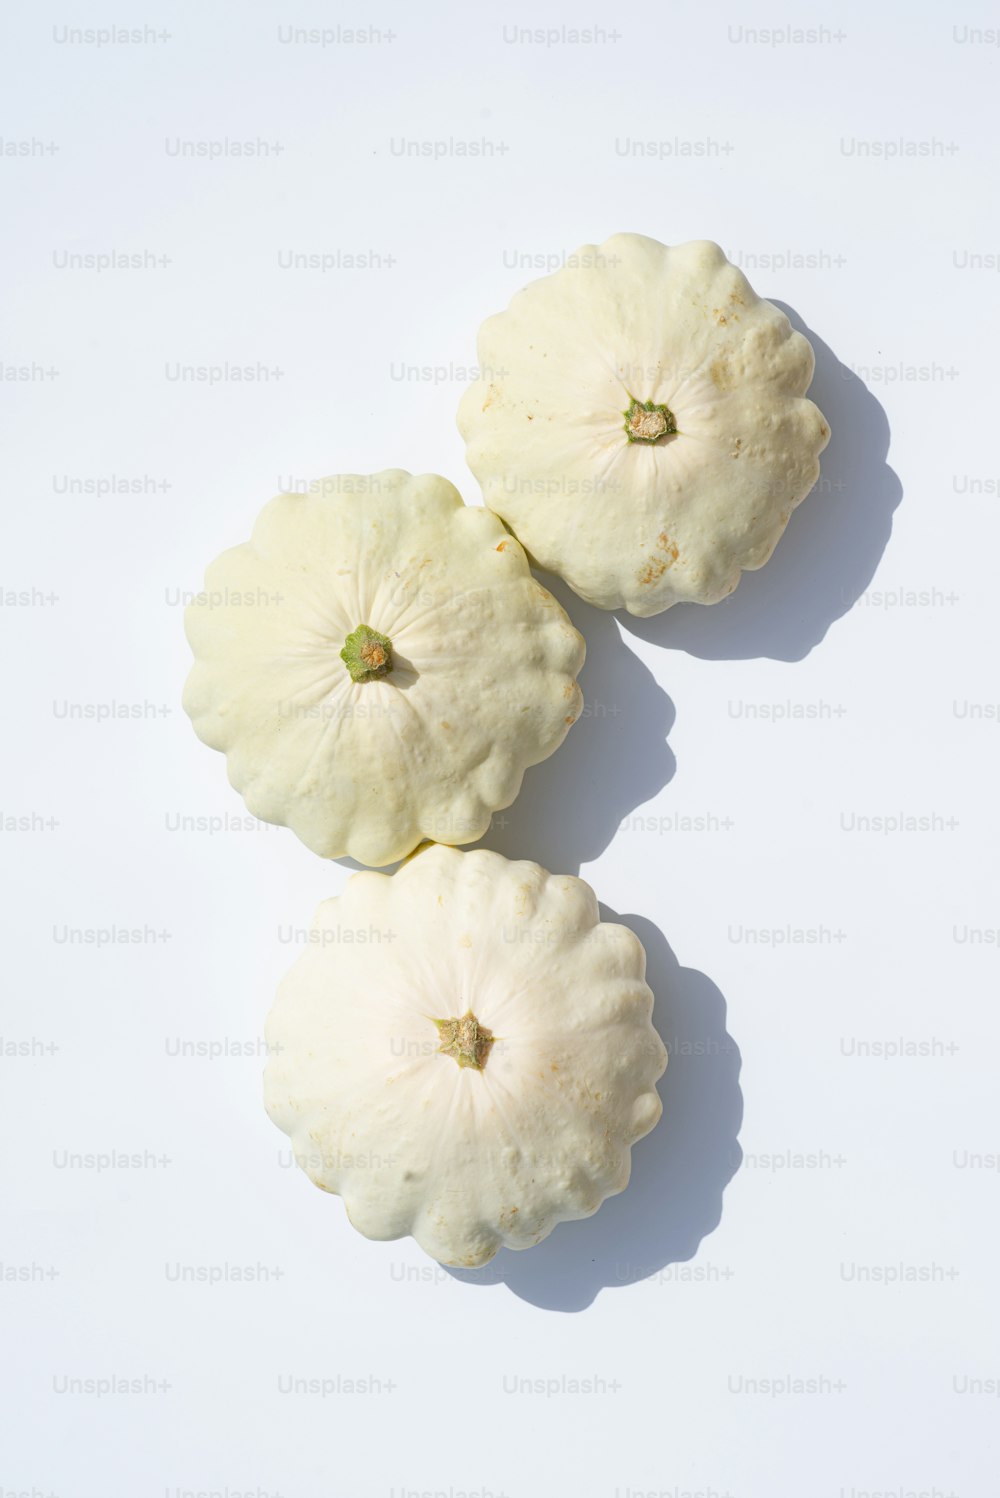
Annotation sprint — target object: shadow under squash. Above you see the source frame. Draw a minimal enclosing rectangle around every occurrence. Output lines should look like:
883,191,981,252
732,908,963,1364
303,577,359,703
478,578,675,875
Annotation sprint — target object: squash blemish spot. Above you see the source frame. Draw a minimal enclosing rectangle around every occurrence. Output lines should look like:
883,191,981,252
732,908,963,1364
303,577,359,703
637,534,679,586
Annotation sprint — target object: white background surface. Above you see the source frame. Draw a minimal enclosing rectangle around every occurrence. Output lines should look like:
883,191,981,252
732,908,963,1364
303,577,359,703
2,1,997,1494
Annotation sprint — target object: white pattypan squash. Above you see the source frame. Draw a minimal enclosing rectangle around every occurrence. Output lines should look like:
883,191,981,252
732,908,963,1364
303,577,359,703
458,234,831,617
183,471,584,867
264,845,666,1266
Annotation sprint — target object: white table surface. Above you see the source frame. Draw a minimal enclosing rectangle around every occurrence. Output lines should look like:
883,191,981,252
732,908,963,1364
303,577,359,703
2,2,997,1494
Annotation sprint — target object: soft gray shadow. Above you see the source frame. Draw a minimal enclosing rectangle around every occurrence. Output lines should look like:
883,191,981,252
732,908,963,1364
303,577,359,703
618,307,902,662
477,578,675,874
446,910,742,1311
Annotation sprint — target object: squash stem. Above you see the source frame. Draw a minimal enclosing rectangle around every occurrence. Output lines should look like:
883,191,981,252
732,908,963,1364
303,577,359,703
341,624,393,683
623,397,677,444
434,1011,494,1071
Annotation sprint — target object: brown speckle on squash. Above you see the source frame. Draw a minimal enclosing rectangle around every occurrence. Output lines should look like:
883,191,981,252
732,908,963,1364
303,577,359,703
638,532,680,585
710,357,735,391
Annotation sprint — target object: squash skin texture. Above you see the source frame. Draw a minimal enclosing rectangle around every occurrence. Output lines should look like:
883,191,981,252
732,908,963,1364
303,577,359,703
263,845,667,1267
458,234,831,617
182,472,585,867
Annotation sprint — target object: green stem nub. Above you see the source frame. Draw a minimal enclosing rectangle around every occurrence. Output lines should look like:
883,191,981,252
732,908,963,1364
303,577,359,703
624,397,678,444
434,1011,494,1071
341,624,393,683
